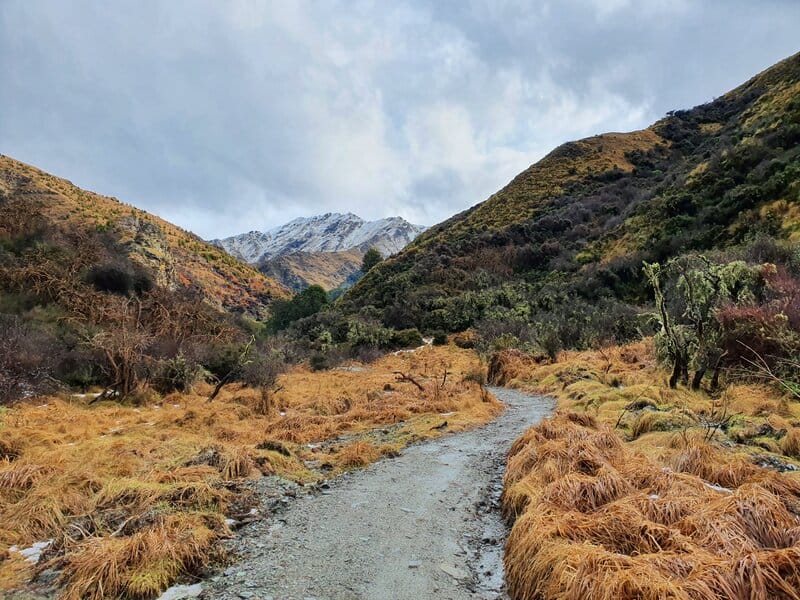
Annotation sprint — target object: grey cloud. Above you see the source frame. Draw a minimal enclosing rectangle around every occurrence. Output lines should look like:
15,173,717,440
0,0,798,238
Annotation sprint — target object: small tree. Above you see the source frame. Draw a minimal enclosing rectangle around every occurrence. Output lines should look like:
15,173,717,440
361,247,383,273
0,316,58,403
243,344,286,415
85,296,153,400
644,257,759,390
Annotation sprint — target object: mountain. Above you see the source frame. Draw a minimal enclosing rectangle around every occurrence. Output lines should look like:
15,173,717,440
212,212,426,292
339,52,800,344
212,212,426,263
0,154,288,319
258,249,364,293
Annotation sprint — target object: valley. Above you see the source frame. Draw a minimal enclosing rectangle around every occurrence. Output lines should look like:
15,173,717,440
200,387,553,600
1,50,799,600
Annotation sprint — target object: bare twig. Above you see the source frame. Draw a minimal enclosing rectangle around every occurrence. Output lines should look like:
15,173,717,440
393,371,425,392
738,341,800,400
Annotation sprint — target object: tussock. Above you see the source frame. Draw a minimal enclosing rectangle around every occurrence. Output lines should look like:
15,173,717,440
335,441,382,468
1,345,501,597
504,413,800,600
782,428,800,458
58,513,223,600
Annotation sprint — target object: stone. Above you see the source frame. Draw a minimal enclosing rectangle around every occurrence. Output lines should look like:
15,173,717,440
156,583,203,600
439,563,469,580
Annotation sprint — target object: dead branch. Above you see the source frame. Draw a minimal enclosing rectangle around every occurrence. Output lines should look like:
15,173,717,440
393,371,425,392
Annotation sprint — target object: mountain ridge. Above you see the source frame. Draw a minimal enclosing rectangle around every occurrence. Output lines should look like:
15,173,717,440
211,212,426,264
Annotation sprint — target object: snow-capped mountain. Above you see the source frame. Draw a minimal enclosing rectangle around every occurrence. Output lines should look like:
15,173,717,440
211,213,427,264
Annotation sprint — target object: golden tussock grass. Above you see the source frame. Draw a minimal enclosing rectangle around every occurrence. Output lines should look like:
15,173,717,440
0,344,500,597
781,428,800,458
500,339,800,599
334,441,383,468
504,413,800,600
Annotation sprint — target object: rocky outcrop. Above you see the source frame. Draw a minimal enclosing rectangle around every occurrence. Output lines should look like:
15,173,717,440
118,215,176,289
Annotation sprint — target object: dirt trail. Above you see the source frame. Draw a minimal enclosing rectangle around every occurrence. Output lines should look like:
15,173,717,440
200,388,553,600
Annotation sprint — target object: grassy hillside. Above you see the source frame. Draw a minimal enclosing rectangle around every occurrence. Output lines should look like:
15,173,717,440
341,52,800,347
258,249,363,293
0,155,289,402
0,155,288,317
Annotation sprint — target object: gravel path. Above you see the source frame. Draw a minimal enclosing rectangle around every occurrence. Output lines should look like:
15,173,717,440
200,387,554,600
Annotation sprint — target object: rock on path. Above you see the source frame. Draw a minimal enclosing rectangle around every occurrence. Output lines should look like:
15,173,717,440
202,388,554,600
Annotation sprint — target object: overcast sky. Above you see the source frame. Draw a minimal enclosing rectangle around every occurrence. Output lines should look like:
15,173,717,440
1,1,798,238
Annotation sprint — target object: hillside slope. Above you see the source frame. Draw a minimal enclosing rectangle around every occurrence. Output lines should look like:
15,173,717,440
341,52,800,339
258,249,364,293
0,155,288,317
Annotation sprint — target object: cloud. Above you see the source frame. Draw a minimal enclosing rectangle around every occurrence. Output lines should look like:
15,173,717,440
0,0,798,237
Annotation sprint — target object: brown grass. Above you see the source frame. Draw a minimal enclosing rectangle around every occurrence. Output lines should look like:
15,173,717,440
504,413,800,600
0,344,501,597
782,428,800,458
500,339,800,599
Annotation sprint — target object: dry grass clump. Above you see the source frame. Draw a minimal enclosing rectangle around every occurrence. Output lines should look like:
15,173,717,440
0,345,500,597
509,338,800,463
487,349,549,387
781,428,800,458
631,410,695,439
59,513,222,600
504,413,800,600
334,441,383,468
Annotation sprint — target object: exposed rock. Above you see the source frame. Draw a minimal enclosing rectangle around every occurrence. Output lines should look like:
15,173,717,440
118,215,176,289
157,583,203,600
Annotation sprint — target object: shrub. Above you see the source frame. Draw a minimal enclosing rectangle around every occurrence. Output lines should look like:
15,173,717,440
309,352,329,371
85,264,133,295
0,315,60,403
390,328,423,349
152,355,203,394
432,330,448,346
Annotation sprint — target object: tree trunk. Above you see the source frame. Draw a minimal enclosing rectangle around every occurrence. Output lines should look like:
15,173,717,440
680,361,689,387
208,372,233,402
669,357,681,389
710,368,721,392
691,368,706,390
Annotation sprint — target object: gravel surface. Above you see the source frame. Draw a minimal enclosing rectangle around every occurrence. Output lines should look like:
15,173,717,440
200,387,554,600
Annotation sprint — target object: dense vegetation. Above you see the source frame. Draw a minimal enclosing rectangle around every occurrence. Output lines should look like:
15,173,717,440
0,156,289,403
332,52,800,380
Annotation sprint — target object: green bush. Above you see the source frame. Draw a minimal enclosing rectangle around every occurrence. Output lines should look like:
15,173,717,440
152,354,203,394
309,352,329,371
432,330,448,346
268,285,329,332
390,328,423,349
361,247,383,272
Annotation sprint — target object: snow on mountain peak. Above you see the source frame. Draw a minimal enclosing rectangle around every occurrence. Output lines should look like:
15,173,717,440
211,213,426,264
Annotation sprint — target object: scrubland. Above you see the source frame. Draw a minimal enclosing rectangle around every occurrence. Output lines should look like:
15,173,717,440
496,340,800,599
0,345,499,599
